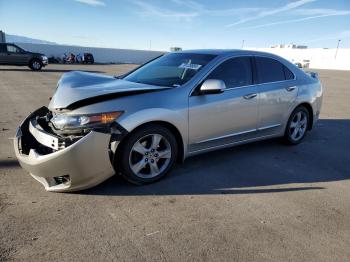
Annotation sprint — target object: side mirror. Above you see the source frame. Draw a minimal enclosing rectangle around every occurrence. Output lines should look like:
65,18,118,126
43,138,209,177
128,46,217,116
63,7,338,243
199,79,226,94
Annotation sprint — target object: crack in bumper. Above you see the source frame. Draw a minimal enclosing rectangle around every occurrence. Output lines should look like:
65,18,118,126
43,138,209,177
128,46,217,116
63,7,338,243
13,107,122,192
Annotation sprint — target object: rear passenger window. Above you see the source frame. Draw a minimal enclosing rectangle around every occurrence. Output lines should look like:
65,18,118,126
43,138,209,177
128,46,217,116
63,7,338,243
283,66,294,80
207,57,252,88
255,57,294,83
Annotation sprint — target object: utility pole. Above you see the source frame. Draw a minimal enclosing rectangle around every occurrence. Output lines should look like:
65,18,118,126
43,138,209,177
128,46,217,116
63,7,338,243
241,40,245,49
335,39,341,59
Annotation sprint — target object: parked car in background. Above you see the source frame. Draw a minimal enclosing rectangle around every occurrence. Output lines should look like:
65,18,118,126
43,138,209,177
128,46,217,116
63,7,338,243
82,52,94,64
294,59,310,68
294,62,302,68
301,59,310,68
0,43,48,70
14,50,323,192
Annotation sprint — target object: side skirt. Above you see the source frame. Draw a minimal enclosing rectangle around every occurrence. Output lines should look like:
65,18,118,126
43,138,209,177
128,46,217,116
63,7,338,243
186,124,283,158
186,133,281,158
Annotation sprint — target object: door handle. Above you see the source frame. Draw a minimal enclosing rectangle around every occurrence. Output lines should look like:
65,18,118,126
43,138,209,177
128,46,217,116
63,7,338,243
243,93,257,99
286,86,297,92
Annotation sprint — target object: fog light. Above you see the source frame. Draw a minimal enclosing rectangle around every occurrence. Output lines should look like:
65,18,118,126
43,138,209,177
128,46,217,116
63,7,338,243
54,175,70,185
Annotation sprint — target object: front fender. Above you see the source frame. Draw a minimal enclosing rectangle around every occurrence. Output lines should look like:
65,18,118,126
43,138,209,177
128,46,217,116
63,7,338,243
118,108,188,158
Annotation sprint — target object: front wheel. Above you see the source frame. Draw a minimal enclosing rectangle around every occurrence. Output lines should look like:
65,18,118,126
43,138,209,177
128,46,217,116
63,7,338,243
117,125,178,185
284,106,310,145
29,59,42,71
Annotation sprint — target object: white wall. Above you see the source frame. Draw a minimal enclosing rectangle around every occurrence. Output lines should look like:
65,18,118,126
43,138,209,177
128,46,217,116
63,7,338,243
15,43,164,64
14,42,350,70
246,47,350,70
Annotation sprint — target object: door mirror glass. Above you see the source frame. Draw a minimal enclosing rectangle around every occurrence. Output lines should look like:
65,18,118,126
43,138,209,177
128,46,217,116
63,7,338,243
199,79,226,94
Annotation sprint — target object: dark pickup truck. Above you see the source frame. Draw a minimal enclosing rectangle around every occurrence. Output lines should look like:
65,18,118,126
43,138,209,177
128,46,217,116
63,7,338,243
0,43,48,70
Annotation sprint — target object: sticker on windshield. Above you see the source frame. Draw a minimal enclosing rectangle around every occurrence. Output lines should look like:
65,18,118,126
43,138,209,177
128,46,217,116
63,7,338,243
178,63,202,70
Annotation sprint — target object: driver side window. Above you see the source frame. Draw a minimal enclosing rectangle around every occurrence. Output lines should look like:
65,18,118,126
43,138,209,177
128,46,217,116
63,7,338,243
206,57,253,89
6,45,20,53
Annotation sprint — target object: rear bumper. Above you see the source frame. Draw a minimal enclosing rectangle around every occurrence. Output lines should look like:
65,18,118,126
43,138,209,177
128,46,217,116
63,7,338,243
14,108,116,192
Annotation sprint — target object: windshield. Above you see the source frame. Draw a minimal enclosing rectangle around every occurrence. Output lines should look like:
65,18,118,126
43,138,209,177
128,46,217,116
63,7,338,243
124,53,217,87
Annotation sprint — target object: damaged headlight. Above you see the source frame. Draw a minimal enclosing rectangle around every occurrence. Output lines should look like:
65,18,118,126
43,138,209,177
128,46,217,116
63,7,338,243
51,111,123,130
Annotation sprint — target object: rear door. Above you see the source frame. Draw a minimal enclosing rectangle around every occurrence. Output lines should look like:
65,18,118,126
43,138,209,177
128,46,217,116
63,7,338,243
5,44,28,65
254,56,297,135
188,56,258,153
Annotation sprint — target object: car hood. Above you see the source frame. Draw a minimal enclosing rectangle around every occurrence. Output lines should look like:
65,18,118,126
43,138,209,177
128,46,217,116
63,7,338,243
48,71,171,110
28,52,44,56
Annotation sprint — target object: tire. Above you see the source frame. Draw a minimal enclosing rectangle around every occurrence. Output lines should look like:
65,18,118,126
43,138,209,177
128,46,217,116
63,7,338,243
117,124,178,185
283,106,310,145
29,59,42,71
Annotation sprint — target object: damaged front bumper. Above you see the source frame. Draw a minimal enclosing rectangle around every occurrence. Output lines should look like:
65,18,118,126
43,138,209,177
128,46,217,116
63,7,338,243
14,107,125,192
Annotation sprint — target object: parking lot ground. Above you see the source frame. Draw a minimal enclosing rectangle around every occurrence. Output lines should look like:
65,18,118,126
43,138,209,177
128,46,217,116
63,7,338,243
0,64,350,262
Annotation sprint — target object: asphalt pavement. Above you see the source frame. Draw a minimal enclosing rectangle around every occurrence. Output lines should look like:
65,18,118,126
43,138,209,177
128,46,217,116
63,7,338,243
0,64,349,262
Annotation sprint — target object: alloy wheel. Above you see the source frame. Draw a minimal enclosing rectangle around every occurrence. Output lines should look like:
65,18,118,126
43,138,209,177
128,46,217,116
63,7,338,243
289,111,308,141
128,134,172,179
32,61,41,70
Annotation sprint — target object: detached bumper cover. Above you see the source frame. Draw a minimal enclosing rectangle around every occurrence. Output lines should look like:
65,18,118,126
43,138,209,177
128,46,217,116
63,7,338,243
14,108,117,192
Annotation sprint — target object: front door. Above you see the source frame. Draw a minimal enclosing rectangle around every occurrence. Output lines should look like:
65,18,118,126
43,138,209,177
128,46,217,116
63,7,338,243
188,56,258,153
5,44,28,65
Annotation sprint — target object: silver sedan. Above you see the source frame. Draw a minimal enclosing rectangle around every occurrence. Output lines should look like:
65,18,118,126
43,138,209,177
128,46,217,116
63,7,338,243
14,50,323,192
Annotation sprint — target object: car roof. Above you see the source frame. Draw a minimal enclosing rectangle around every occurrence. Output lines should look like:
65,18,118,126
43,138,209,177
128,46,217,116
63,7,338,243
177,49,280,58
0,43,19,46
178,49,240,55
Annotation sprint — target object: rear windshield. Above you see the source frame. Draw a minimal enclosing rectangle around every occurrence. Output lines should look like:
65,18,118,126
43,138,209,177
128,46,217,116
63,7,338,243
124,53,217,87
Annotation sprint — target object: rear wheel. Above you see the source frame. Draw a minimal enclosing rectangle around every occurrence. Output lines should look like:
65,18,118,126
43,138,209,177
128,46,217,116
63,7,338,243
29,59,42,71
284,106,309,145
117,125,178,184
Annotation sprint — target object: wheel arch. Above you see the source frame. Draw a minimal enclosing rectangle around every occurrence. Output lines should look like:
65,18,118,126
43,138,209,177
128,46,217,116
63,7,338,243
294,102,314,130
117,121,185,164
28,57,41,64
28,57,42,69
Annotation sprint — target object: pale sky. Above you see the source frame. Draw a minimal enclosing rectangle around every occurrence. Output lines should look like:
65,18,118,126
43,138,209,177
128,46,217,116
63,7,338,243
0,0,349,51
